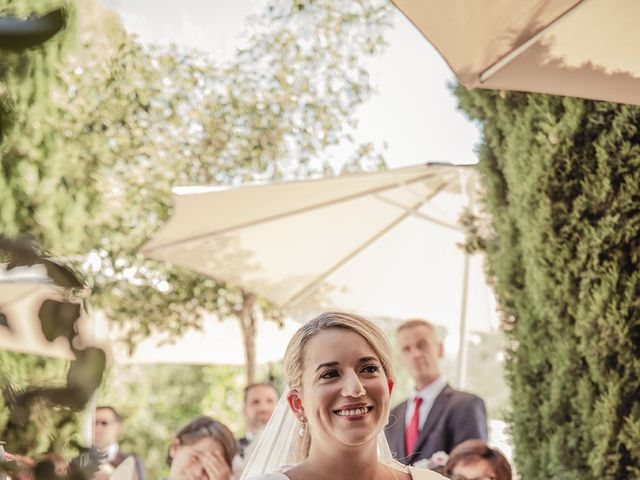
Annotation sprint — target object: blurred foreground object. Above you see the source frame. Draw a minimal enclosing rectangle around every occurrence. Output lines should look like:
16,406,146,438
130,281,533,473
0,8,66,50
0,264,74,359
0,236,105,478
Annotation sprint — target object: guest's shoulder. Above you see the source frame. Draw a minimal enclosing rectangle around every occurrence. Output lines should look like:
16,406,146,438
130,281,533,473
390,398,408,413
446,385,484,405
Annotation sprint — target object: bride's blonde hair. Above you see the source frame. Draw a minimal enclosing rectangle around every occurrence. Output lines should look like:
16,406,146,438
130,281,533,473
283,311,395,462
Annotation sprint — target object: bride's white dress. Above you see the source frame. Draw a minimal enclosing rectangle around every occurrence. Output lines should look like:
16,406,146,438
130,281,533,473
249,466,445,479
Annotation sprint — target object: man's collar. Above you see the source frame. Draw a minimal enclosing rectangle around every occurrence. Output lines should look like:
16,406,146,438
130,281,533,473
412,376,447,403
99,443,119,462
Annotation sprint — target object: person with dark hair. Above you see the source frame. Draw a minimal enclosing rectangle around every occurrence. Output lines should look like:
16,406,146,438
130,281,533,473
237,383,279,459
385,319,488,465
93,406,145,480
167,416,237,480
443,440,512,480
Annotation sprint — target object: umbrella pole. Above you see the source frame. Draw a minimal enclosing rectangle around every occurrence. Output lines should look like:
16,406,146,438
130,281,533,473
455,253,470,388
454,170,477,388
83,394,96,446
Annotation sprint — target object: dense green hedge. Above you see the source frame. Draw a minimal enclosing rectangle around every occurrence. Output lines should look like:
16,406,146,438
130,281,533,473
454,88,640,479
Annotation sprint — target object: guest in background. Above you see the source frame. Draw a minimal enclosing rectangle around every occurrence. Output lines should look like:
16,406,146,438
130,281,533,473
237,383,279,459
1,451,34,480
167,416,237,480
93,406,145,480
43,452,69,477
443,440,512,480
385,319,488,465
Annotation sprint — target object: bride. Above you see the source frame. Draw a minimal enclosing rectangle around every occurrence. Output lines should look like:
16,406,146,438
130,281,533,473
241,312,444,480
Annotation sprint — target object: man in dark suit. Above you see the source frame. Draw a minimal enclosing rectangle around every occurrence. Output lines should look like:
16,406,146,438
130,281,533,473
385,319,488,466
93,406,145,480
236,383,279,459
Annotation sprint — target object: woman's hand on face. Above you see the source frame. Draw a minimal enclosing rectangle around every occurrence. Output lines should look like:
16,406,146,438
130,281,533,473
197,450,232,480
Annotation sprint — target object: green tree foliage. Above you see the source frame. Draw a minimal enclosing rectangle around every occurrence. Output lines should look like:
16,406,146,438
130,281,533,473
1,0,392,464
1,0,392,382
455,87,640,479
78,0,392,354
0,351,74,457
0,0,80,250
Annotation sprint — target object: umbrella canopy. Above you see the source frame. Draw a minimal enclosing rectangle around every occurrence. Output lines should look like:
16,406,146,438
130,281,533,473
143,164,499,384
392,0,640,105
105,313,300,366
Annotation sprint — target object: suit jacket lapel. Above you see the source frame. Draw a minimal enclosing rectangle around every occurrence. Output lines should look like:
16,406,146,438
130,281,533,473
409,385,452,463
110,450,126,468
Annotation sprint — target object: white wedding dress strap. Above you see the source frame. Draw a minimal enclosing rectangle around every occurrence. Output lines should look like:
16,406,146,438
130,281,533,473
407,466,447,479
249,467,445,479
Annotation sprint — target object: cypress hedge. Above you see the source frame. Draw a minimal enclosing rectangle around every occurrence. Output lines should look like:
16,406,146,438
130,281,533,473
454,88,640,479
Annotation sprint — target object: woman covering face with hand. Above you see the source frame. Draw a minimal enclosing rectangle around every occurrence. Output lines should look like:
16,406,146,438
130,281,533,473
443,440,512,480
167,416,237,480
243,312,445,480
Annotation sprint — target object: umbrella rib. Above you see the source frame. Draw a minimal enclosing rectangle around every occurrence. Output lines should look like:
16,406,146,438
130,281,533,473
372,195,463,232
144,169,458,254
479,0,590,83
283,179,455,310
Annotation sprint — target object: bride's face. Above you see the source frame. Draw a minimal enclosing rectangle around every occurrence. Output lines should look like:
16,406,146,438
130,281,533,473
291,329,391,451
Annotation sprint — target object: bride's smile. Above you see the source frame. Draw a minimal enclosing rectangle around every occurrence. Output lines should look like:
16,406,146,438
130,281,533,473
333,403,374,419
287,328,391,448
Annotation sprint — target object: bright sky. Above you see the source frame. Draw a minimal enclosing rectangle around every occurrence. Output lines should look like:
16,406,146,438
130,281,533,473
100,0,481,170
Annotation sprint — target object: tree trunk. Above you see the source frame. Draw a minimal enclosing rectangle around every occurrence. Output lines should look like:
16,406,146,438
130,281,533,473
237,291,257,384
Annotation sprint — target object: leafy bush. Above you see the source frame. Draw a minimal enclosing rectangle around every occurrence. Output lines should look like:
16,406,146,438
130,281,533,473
455,87,640,479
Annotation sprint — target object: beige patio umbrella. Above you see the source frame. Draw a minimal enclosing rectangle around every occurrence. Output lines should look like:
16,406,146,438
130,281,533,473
391,0,640,105
142,164,499,386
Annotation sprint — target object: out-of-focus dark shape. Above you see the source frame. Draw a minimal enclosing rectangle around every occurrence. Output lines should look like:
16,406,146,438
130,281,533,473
39,300,81,343
0,236,105,480
68,447,102,480
0,237,82,289
0,8,66,51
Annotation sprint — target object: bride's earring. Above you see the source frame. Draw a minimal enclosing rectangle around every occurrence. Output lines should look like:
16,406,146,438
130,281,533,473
298,415,306,437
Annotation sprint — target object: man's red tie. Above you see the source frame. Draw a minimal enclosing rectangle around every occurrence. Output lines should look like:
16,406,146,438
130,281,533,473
405,396,423,455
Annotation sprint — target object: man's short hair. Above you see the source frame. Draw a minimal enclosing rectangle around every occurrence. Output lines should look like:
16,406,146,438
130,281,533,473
396,318,441,341
243,383,279,403
96,405,123,422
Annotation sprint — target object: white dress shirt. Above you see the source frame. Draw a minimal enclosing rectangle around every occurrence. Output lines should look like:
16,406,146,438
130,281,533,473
404,376,447,429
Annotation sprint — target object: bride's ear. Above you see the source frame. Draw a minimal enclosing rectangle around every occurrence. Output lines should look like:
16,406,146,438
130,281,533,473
168,438,181,463
287,390,304,416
